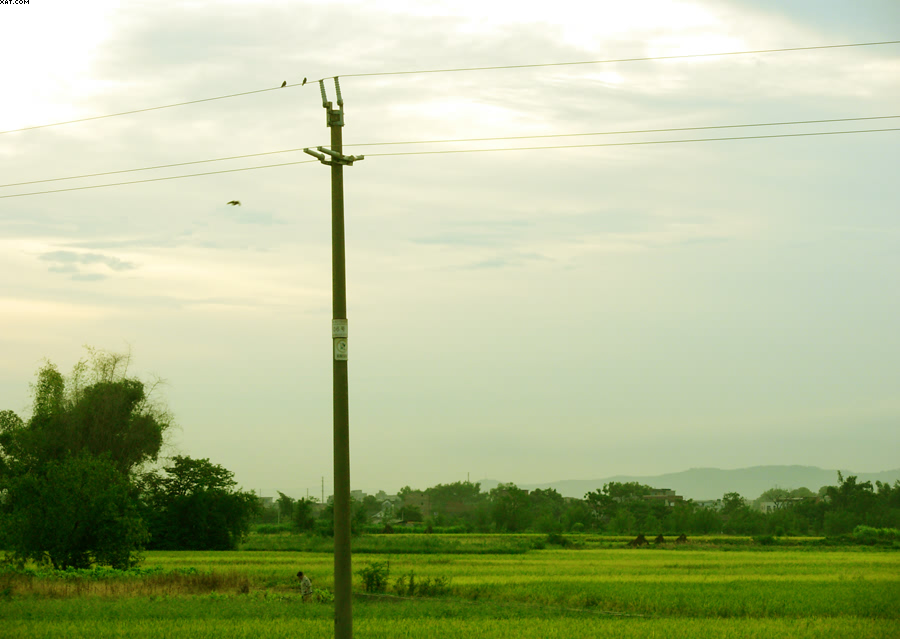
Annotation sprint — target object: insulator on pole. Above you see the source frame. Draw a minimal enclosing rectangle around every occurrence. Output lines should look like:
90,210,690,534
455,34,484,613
334,77,344,107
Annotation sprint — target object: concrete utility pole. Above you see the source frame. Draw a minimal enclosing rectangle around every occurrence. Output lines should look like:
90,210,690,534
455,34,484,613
304,78,364,639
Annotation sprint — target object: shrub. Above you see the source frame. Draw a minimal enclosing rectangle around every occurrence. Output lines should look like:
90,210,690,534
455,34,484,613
852,525,900,545
358,561,390,592
546,532,572,547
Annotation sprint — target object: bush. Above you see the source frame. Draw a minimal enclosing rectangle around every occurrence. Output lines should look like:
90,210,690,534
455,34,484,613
852,525,900,545
358,561,390,592
545,532,572,547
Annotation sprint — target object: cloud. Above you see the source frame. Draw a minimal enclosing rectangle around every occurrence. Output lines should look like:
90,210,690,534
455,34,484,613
39,250,137,280
71,273,108,282
222,208,286,226
460,251,551,270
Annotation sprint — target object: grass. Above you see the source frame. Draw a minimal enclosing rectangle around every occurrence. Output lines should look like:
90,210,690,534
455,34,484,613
2,538,899,638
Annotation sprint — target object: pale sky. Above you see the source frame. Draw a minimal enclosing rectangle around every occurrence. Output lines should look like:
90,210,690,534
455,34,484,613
1,0,898,500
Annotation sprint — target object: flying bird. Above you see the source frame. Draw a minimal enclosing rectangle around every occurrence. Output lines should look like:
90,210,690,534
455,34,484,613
227,200,241,206
302,77,307,86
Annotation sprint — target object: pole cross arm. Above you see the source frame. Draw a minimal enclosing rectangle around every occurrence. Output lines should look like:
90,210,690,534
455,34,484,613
304,147,363,166
304,148,327,162
317,146,364,165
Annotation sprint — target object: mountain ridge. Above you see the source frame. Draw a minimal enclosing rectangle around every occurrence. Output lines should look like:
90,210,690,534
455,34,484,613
475,465,900,501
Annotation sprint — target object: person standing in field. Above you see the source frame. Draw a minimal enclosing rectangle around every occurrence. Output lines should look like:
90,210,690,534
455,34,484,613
297,570,312,601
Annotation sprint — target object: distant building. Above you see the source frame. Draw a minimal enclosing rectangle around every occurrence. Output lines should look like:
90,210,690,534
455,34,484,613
756,496,806,513
695,499,722,510
350,490,367,502
643,488,684,507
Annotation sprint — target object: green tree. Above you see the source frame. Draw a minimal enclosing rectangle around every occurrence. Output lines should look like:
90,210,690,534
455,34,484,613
18,352,170,474
721,492,746,517
757,487,791,503
562,499,592,532
1,453,146,569
690,504,722,534
293,497,318,532
529,488,565,533
400,505,423,523
585,482,654,529
141,456,258,550
489,483,532,532
0,350,170,569
276,491,295,522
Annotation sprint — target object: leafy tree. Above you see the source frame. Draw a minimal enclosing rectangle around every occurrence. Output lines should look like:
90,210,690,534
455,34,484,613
690,504,722,534
17,352,170,474
141,456,258,550
1,453,146,569
585,482,654,529
758,487,791,503
721,492,746,517
489,483,532,532
561,498,592,532
293,497,318,532
529,488,565,533
276,491,295,522
400,505,423,523
0,350,170,569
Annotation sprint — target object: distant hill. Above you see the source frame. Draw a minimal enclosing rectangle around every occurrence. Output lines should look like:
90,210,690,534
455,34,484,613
476,466,900,501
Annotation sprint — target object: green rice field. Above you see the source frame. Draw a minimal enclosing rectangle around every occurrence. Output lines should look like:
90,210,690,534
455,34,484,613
2,536,898,638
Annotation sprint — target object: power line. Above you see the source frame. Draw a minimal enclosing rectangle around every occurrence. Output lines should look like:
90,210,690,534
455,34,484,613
0,159,317,200
338,40,900,79
346,115,900,147
1,149,319,188
0,84,307,136
365,127,900,158
1,127,896,200
4,115,897,189
2,40,897,137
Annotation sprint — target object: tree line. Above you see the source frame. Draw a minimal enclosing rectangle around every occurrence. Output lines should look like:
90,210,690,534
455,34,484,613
268,476,900,538
4,351,896,570
0,351,258,570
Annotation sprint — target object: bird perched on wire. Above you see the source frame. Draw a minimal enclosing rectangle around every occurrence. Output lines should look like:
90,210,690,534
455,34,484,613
281,80,287,88
302,77,307,86
227,200,241,206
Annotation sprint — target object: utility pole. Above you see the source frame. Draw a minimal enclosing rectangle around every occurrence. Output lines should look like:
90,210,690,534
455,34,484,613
305,78,363,639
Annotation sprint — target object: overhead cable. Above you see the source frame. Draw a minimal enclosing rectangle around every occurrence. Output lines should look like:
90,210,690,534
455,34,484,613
0,160,317,200
2,39,897,136
337,40,900,79
3,115,897,189
2,127,896,200
365,127,900,157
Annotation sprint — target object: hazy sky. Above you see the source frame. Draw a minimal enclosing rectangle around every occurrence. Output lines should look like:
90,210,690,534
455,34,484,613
1,1,898,500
